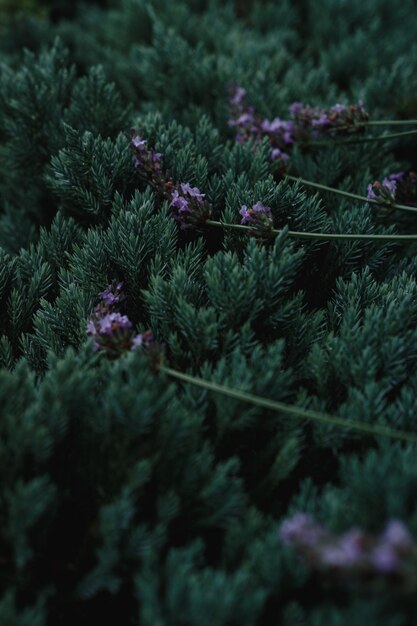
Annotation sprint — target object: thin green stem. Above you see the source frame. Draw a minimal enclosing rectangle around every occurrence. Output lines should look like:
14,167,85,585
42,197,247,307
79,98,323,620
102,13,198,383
160,366,417,445
366,120,417,126
285,175,417,214
205,220,417,243
309,128,417,146
321,121,417,134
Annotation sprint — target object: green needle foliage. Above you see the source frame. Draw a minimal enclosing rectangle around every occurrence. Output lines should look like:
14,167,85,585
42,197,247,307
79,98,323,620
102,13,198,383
1,1,417,624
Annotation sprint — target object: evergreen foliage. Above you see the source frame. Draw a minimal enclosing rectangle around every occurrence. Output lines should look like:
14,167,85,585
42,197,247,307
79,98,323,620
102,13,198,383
1,0,417,623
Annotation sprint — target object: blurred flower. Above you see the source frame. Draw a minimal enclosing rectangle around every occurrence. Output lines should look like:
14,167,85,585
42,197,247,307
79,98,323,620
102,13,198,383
381,520,414,553
270,148,290,175
99,282,125,307
371,543,401,574
228,88,368,166
288,100,369,137
288,102,303,117
131,330,154,350
387,171,405,182
228,84,263,144
279,513,417,588
279,513,327,548
230,85,247,108
261,118,295,146
229,109,262,144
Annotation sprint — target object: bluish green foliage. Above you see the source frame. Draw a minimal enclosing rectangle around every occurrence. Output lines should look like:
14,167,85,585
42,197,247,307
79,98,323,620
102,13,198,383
1,1,417,624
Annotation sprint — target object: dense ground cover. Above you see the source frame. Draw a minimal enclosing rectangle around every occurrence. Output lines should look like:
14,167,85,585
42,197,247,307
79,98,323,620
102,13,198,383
2,0,417,623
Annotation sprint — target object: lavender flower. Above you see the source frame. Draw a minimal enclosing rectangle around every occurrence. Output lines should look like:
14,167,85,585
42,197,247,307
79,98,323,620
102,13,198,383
228,84,263,144
367,178,397,205
386,171,417,206
332,103,346,114
234,112,255,128
131,329,165,370
99,282,125,307
387,171,405,182
169,182,212,229
87,282,142,355
382,520,414,552
319,544,352,568
97,312,132,335
130,134,162,170
288,102,321,131
86,319,96,336
320,529,367,568
131,330,154,350
382,177,397,195
131,135,147,152
288,100,369,137
239,201,275,242
239,201,272,224
270,148,290,174
261,118,295,146
279,513,327,548
278,512,417,589
228,90,369,159
371,544,401,574
262,118,293,172
228,86,295,164
179,183,204,198
229,108,262,143
279,513,360,569
311,113,330,129
131,334,145,349
130,131,166,193
230,85,247,108
86,311,134,354
288,102,303,117
87,283,164,363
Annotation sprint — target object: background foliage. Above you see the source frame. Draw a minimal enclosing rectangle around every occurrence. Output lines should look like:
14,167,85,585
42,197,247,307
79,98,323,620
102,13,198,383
1,0,417,623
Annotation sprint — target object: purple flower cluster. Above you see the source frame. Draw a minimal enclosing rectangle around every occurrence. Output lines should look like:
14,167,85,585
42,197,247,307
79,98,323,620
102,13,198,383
228,85,262,144
370,171,417,207
239,201,274,242
279,513,417,586
270,148,291,169
129,135,213,230
367,178,398,206
289,101,369,136
99,282,125,307
261,118,294,145
228,86,370,169
87,311,132,338
131,134,162,171
228,85,291,170
86,282,153,357
130,132,171,195
169,182,212,229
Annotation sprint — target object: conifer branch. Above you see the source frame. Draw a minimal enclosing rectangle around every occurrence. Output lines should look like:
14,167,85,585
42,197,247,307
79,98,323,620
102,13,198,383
285,175,417,214
160,366,417,445
205,220,417,242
